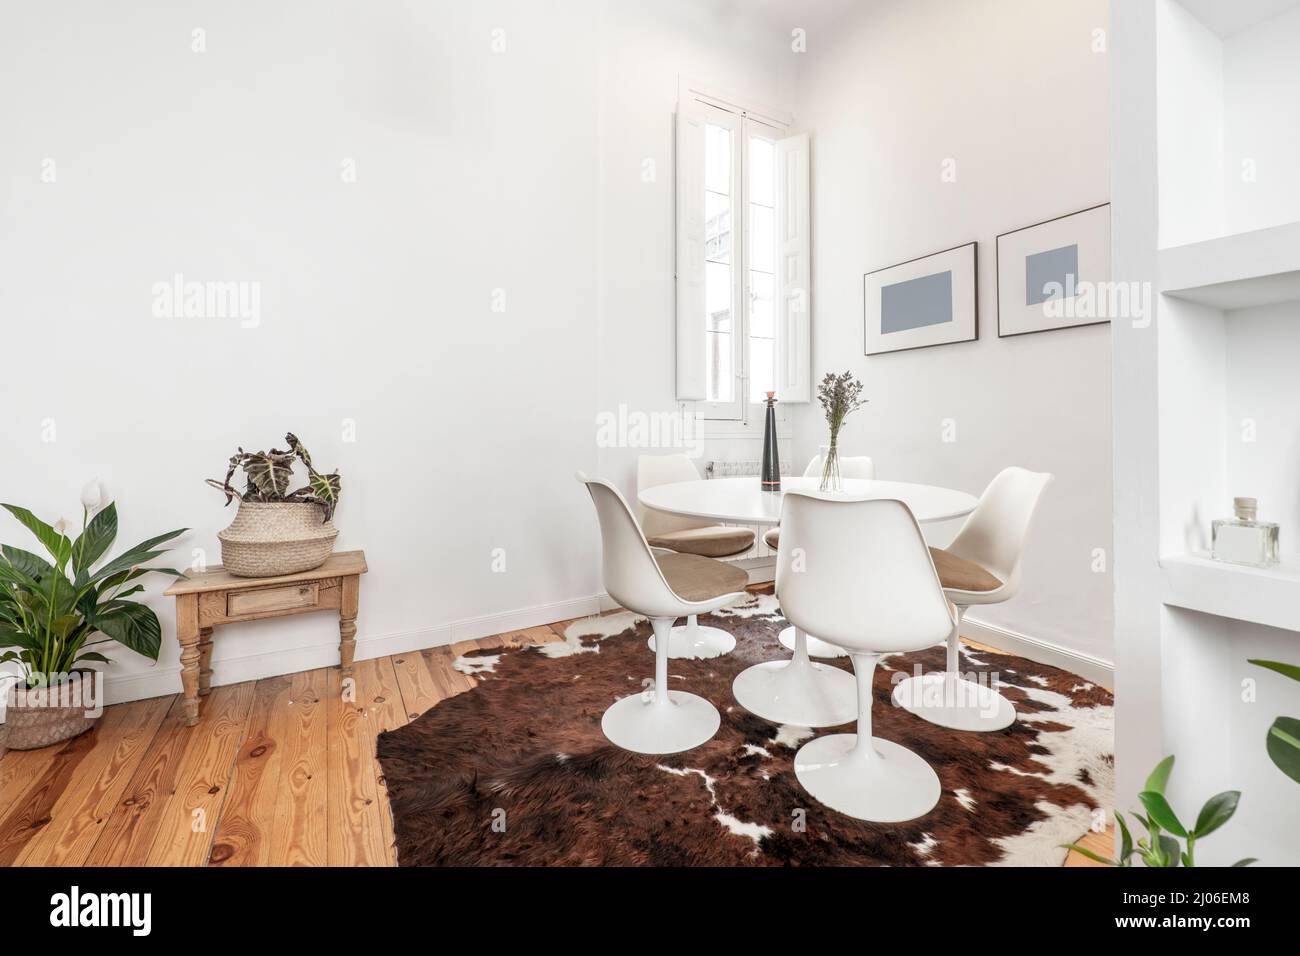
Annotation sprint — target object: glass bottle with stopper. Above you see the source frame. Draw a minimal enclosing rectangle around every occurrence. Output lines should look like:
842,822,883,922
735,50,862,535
1211,497,1279,568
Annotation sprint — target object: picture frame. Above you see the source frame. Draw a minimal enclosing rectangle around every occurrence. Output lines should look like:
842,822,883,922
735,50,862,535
996,203,1111,338
863,241,978,356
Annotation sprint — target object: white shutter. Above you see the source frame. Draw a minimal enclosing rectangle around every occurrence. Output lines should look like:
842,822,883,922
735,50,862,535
675,104,707,401
776,132,811,403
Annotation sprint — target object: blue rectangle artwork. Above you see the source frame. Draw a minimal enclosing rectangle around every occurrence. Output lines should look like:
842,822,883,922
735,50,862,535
880,270,953,334
1025,243,1079,305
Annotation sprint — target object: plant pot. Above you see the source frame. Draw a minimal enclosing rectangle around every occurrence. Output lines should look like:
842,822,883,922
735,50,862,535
4,671,100,750
218,500,338,578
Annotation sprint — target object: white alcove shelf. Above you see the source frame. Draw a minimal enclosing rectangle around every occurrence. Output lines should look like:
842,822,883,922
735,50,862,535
1161,554,1300,632
1160,220,1300,311
1157,0,1300,250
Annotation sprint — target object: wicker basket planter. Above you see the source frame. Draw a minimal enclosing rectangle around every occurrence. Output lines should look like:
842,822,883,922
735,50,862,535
4,671,99,750
218,500,337,577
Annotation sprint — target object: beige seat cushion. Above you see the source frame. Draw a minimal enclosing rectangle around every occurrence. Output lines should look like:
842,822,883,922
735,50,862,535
763,527,780,550
656,552,750,603
929,547,1002,593
646,525,756,559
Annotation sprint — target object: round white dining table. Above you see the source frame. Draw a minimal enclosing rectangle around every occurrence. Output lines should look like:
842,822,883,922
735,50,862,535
638,475,980,720
637,475,978,527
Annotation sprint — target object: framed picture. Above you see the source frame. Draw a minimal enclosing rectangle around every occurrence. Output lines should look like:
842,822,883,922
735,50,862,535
996,203,1110,337
863,242,978,356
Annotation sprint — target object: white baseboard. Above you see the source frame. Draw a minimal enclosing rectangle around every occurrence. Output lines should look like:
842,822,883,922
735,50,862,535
100,594,605,706
97,592,1112,706
960,615,1114,688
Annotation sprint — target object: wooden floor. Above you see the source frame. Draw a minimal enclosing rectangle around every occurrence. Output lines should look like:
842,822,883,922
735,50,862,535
0,606,1110,867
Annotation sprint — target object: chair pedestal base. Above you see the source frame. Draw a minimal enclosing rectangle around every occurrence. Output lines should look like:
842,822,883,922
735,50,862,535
794,733,941,823
648,616,736,660
600,690,720,755
777,625,847,659
891,672,1017,732
731,657,857,728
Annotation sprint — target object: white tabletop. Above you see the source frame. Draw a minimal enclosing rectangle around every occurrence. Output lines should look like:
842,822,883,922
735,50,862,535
637,476,978,526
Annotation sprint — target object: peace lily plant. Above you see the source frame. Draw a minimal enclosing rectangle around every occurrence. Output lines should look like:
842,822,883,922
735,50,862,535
0,480,186,691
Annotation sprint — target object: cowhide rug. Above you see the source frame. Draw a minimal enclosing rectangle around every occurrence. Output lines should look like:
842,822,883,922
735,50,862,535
376,592,1113,866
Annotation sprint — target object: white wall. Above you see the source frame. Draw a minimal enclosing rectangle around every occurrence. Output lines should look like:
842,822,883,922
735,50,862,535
593,0,795,504
0,0,606,701
788,0,1114,664
1,0,1115,705
1156,0,1224,248
1223,4,1300,238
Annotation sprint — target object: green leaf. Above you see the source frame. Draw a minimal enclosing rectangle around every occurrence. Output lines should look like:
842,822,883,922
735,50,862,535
1193,791,1240,838
1157,834,1182,866
1145,755,1175,795
98,565,182,593
1232,858,1257,867
49,614,81,641
0,628,43,652
2,504,72,567
1115,811,1134,860
285,432,312,468
1139,791,1188,837
88,533,185,588
1248,658,1300,684
72,502,117,575
306,470,340,522
1265,716,1300,785
242,451,295,497
73,651,112,664
1,544,55,583
1059,843,1117,866
88,602,161,662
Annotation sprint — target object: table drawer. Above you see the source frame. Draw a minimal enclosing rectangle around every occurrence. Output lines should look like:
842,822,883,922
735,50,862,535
227,583,319,618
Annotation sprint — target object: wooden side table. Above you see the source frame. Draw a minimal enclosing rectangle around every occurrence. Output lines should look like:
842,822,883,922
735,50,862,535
164,550,367,726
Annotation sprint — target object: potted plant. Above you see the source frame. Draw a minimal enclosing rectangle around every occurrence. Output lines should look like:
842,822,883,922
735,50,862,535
816,370,867,492
0,483,185,749
1249,658,1300,784
1062,755,1255,867
207,432,342,578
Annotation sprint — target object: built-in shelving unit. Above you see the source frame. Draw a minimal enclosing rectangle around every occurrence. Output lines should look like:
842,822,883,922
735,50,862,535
1160,554,1300,632
1160,221,1300,310
1113,0,1300,867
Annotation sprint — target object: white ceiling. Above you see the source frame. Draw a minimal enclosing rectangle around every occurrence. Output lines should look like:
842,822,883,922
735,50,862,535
1176,0,1300,37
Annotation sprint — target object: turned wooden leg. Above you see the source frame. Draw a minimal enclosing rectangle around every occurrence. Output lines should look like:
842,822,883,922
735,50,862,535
176,593,201,727
339,574,360,677
198,626,215,697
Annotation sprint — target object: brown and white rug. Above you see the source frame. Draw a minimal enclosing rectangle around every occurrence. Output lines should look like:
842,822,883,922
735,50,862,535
376,593,1113,866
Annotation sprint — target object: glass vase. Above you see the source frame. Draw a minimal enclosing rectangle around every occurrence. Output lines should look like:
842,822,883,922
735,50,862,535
819,442,842,493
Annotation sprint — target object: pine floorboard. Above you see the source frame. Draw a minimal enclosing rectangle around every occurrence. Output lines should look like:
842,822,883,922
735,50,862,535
0,593,1110,866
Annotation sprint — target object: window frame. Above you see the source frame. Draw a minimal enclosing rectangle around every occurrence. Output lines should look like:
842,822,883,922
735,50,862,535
679,82,793,422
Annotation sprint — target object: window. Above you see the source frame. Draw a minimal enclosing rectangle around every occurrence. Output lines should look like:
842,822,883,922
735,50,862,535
676,86,810,419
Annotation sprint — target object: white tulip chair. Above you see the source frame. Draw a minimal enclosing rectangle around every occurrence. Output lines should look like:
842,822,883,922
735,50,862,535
778,492,955,822
578,473,748,754
763,453,876,660
892,467,1053,732
637,454,756,660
